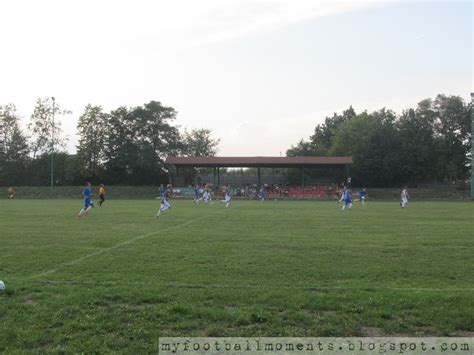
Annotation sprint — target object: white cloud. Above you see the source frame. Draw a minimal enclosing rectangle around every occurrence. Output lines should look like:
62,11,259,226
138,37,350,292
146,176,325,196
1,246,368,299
0,1,378,54
185,1,378,48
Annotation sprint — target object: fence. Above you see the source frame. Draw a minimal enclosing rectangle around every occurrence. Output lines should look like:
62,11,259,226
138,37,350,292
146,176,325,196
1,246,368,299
0,185,470,200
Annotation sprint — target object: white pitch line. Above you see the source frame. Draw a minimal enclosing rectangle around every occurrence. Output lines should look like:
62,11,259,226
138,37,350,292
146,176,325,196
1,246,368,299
30,202,248,279
33,280,474,292
163,283,474,292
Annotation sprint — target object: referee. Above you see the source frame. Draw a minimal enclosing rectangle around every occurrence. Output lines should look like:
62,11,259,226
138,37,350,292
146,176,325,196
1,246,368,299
99,184,106,206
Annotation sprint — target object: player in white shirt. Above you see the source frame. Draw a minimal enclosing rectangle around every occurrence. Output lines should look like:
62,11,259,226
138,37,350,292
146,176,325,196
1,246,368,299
156,190,171,218
196,185,207,203
400,186,410,208
203,189,211,203
221,185,231,208
198,184,212,204
196,186,204,203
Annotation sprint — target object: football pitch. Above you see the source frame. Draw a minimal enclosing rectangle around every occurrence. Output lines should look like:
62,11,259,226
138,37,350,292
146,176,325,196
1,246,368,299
0,199,473,353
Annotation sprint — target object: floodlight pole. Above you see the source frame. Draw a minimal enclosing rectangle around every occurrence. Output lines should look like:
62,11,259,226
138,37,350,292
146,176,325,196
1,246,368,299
471,93,474,200
50,97,55,196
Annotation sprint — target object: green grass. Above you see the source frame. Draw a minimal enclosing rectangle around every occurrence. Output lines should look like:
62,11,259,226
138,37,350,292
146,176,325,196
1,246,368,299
0,199,473,353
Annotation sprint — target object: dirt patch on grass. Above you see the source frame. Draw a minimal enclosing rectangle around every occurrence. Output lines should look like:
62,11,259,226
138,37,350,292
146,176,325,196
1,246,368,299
451,331,474,337
24,298,37,305
360,326,386,336
360,326,441,337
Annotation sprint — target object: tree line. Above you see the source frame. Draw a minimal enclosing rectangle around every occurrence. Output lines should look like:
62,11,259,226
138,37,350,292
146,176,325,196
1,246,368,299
287,94,472,187
1,94,471,188
0,99,219,186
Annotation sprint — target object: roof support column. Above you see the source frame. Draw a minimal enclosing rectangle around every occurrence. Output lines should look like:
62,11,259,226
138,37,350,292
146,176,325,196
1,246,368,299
213,167,216,187
168,165,174,185
257,166,261,187
217,167,220,186
301,166,305,187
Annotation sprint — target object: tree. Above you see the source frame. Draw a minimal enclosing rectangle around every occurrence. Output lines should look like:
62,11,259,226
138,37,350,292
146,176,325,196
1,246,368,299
103,101,184,184
180,128,220,185
432,94,470,182
128,101,182,184
0,104,30,185
287,95,471,186
2,99,225,186
286,106,357,157
310,106,357,155
360,109,403,186
397,107,437,183
287,139,318,157
28,97,69,159
182,128,220,157
132,101,182,161
328,109,402,186
76,105,108,181
103,106,136,184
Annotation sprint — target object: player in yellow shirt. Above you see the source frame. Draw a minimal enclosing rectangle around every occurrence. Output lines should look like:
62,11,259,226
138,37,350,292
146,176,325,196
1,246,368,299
98,184,106,206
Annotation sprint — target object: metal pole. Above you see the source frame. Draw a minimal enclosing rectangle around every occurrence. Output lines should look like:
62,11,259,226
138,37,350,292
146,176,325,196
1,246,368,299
470,93,474,200
50,97,55,195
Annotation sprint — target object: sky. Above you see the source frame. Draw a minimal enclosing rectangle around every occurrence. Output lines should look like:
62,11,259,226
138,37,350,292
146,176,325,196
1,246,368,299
0,0,472,156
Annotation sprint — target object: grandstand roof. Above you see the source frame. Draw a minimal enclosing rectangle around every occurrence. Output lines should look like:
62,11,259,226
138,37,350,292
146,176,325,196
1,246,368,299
165,156,352,167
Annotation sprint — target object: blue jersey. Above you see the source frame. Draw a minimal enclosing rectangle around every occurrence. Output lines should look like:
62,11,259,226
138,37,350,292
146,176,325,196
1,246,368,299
194,188,200,197
83,186,92,198
83,186,92,207
359,191,366,198
343,190,352,202
159,186,165,197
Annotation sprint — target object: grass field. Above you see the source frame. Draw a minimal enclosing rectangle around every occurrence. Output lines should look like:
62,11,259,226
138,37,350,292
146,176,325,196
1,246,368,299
0,199,473,353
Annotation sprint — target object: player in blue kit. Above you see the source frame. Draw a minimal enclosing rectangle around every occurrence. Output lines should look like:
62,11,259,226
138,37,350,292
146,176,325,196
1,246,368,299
159,184,165,198
339,186,353,211
358,188,367,205
193,185,201,203
77,181,94,219
258,187,265,201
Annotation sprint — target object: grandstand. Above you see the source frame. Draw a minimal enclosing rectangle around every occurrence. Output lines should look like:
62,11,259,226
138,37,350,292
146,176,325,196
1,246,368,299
165,156,353,199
